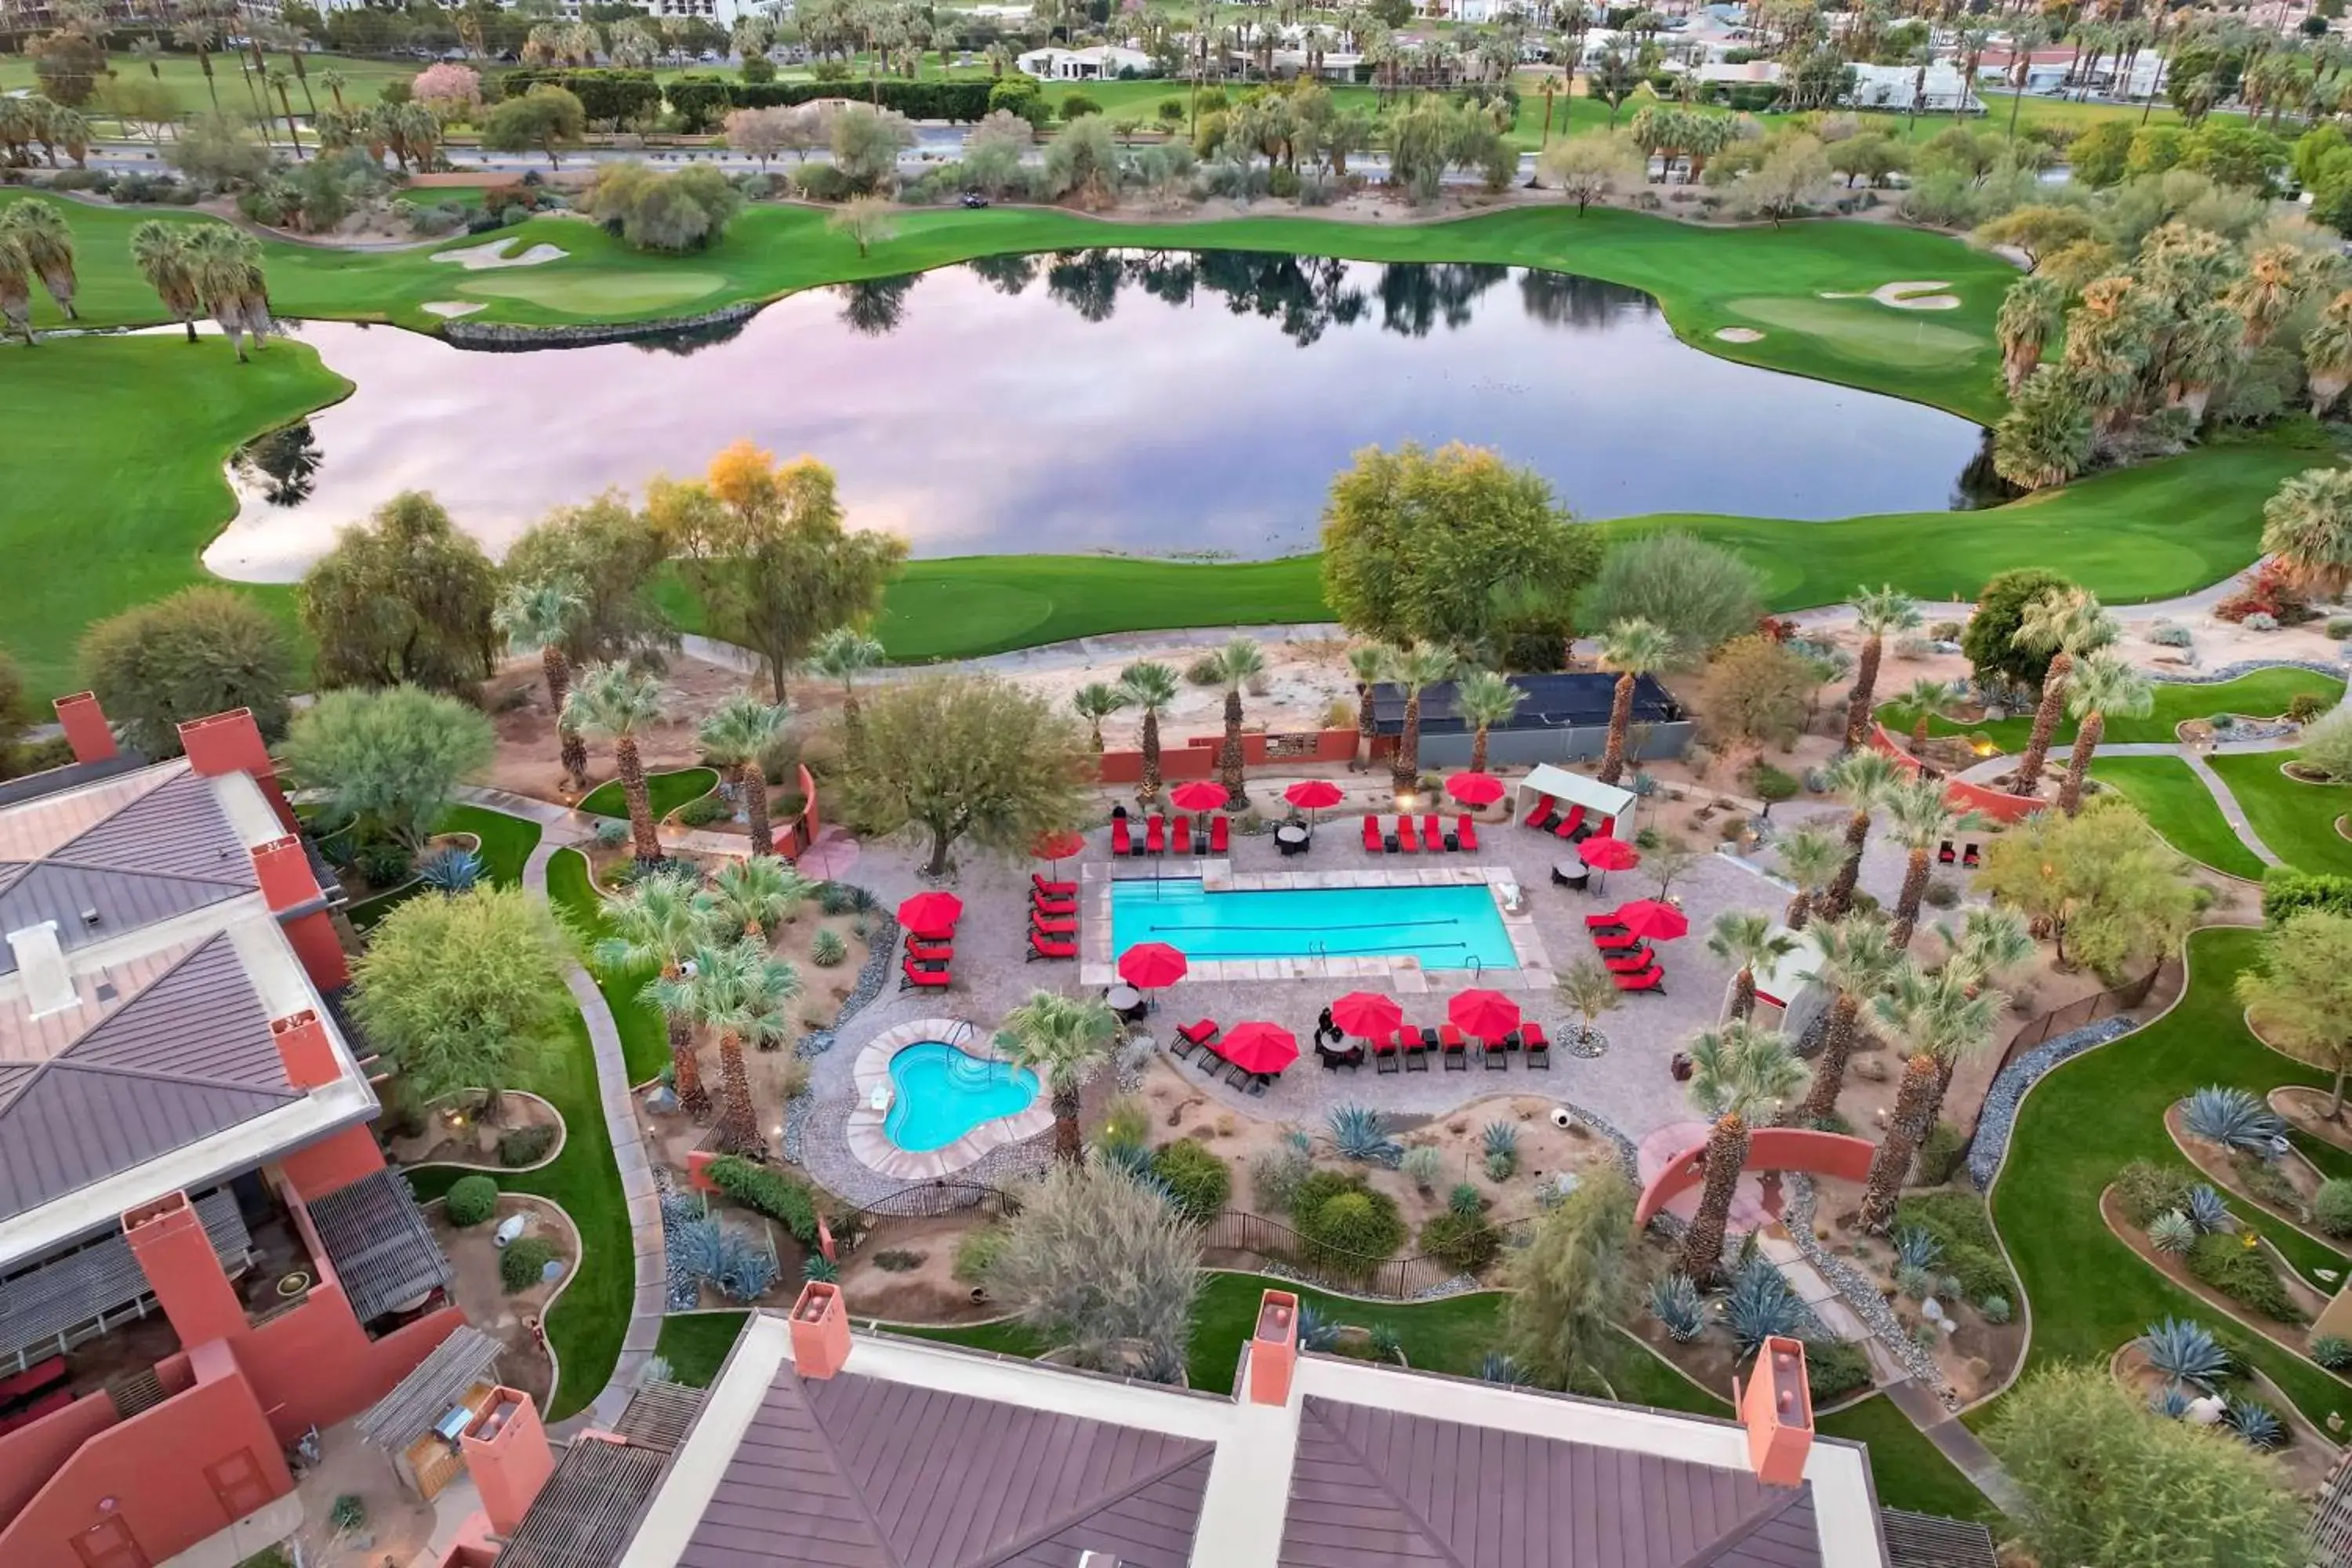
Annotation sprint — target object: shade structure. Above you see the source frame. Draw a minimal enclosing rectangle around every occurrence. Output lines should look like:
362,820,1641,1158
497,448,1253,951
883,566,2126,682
1284,779,1345,811
1446,989,1523,1040
1117,942,1189,990
1444,771,1506,808
1168,780,1230,814
1578,837,1642,872
1218,1022,1298,1075
896,891,964,932
1330,991,1404,1040
1615,899,1690,942
1031,829,1087,863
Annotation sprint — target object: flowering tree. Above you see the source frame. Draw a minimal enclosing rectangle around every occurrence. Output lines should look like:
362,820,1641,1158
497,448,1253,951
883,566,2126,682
411,63,483,122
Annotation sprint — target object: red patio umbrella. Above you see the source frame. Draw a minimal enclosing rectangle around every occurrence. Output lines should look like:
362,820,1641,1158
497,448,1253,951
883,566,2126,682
1219,1022,1298,1075
1615,899,1690,942
1443,771,1506,808
1330,991,1404,1040
1447,989,1522,1040
1031,829,1087,865
1117,942,1189,991
896,891,964,934
1168,780,1230,815
1283,779,1345,828
1577,833,1640,894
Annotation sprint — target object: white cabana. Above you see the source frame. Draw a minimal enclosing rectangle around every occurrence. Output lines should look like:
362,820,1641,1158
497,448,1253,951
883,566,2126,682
1752,928,1824,1011
1512,764,1635,840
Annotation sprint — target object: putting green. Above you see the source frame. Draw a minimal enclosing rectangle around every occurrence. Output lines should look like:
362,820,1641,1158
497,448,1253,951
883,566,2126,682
1723,296,1984,370
455,269,730,314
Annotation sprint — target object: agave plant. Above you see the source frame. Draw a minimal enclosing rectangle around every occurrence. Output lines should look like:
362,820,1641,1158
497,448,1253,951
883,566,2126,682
1294,1304,1342,1352
1449,1182,1485,1219
1723,1257,1808,1356
1327,1104,1404,1167
1648,1272,1705,1342
1978,1294,2012,1325
1889,1224,1943,1272
2187,1185,2237,1236
1479,1350,1532,1386
1482,1120,1519,1161
2135,1317,2230,1392
2149,1384,2191,1418
2224,1396,2286,1450
2314,1334,2352,1371
803,1254,840,1284
1367,1323,1404,1364
712,1225,779,1302
1893,1263,1938,1302
2180,1086,2287,1156
418,845,485,894
2147,1210,2198,1255
1401,1145,1445,1193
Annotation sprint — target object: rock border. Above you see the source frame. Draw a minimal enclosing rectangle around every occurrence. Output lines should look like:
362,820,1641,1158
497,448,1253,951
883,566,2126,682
441,302,760,349
1780,1173,1950,1399
1965,1016,2140,1190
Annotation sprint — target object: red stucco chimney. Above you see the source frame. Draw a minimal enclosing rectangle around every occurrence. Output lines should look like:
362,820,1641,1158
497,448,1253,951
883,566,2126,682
271,1010,340,1091
52,692,117,764
1247,1290,1299,1407
790,1281,853,1379
124,1192,247,1348
178,709,297,831
1737,1337,1814,1488
252,835,323,913
462,1388,556,1538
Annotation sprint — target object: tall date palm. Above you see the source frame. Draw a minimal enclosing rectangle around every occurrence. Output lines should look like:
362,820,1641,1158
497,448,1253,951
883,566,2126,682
1595,619,1675,786
566,660,667,862
1678,1021,1808,1283
1382,644,1457,795
1453,668,1524,776
495,579,589,791
2011,586,2117,798
999,989,1120,1163
2058,650,2153,816
1817,750,1903,920
1842,585,1922,749
597,877,720,1120
1857,960,2002,1231
1788,913,1902,1127
1213,636,1266,808
1707,909,1795,1023
809,626,884,755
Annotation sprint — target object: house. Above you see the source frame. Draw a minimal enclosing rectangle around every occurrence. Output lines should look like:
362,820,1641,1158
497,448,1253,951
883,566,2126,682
1017,44,1154,80
1846,61,1982,113
1974,43,2164,99
1369,671,1693,770
0,697,462,1568
433,1283,1909,1568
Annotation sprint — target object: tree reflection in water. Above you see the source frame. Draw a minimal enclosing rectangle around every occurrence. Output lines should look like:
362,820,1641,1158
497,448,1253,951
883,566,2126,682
232,420,324,506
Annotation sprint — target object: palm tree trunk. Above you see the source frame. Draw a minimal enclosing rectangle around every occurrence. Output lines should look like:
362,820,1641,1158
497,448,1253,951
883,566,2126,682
741,761,774,855
1677,1114,1748,1283
1784,887,1813,930
1355,681,1375,750
1732,970,1756,1021
1843,636,1884,748
1912,713,1933,751
2013,651,2072,796
1471,725,1490,775
1220,688,1250,807
841,688,862,757
1817,808,1871,919
1053,1087,1083,1162
1395,694,1422,792
669,1004,710,1120
717,1031,759,1153
1890,848,1932,949
618,737,662,862
1138,709,1163,807
543,648,586,789
1598,672,1636,785
1791,993,1861,1124
1858,1054,1939,1230
2059,712,2103,816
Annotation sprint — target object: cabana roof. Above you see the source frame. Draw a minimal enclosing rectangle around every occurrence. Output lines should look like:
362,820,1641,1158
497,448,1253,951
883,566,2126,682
1514,764,1636,829
1754,928,1824,1011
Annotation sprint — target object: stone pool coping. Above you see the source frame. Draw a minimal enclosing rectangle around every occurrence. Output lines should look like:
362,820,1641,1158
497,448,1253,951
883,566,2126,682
844,1018,1053,1181
1078,859,1553,993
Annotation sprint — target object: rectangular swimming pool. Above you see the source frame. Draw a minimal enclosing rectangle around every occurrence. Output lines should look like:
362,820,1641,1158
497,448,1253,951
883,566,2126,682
1109,878,1516,971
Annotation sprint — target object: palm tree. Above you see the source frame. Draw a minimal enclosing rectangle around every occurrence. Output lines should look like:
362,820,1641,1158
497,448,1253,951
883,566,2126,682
2011,587,2117,799
597,877,720,1119
652,940,800,1155
1842,585,1922,749
1708,910,1796,1022
1857,960,2002,1230
265,67,303,151
1453,669,1523,775
1996,274,2062,397
1878,775,1984,949
0,201,77,321
1072,682,1128,752
2058,650,2154,816
1118,661,1180,807
809,626,884,754
1773,826,1843,931
175,18,225,112
130,222,202,343
1683,113,1733,183
999,989,1119,1162
1892,676,1958,753
181,224,271,362
1817,750,1903,920
709,855,811,942
2227,244,2307,349
1992,366,2095,492
1381,645,1457,794
565,661,667,862
2262,466,2352,598
2305,292,2352,416
0,233,30,347
1788,912,1901,1126
698,693,790,855
1555,959,1621,1053
494,579,588,791
1347,644,1387,766
1678,1020,1809,1282
1213,636,1266,808
1595,619,1675,786
319,67,348,112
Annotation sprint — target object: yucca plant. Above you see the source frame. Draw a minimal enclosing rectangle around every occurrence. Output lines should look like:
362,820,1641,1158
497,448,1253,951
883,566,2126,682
1479,1350,1531,1386
1134,1341,1186,1386
2187,1185,2237,1235
1327,1104,1403,1167
418,845,485,894
1723,1257,1808,1356
1294,1303,1342,1352
803,1254,839,1284
1449,1182,1485,1219
1648,1272,1705,1342
2224,1396,2286,1450
1481,1121,1520,1163
2147,1210,2198,1255
1889,1224,1943,1272
2180,1086,2287,1156
2136,1318,2231,1392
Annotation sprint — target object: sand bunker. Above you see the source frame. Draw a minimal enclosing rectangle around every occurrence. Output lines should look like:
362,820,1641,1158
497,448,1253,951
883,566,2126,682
432,239,569,271
422,301,488,318
1820,280,1962,310
1715,326,1766,343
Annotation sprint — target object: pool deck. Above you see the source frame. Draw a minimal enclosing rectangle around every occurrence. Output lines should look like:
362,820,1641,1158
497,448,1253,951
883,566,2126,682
844,1018,1054,1181
1080,860,1552,993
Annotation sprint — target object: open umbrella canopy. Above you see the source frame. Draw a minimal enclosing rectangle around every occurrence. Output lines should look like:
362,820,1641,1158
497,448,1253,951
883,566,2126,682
1444,771,1506,807
1447,989,1523,1040
1168,780,1230,814
1330,991,1404,1040
1219,1022,1298,1074
1031,829,1087,863
1117,942,1189,990
1283,779,1345,811
1616,899,1690,942
896,891,964,931
1579,836,1642,872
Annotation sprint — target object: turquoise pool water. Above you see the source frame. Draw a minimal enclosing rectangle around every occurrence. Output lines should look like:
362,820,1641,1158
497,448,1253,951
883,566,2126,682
1111,878,1515,970
884,1042,1040,1152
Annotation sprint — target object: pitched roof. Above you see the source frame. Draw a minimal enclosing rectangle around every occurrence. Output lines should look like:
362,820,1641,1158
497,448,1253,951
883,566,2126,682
680,1363,1215,1568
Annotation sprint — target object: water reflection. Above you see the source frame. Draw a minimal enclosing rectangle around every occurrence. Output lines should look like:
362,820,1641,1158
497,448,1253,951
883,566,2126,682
212,250,1987,583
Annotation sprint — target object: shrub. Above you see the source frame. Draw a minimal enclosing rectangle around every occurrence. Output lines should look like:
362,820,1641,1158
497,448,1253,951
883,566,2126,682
1894,1261,1938,1301
871,1249,921,1272
2188,1232,2304,1323
1183,655,1224,686
593,818,630,850
1803,1338,1871,1400
1921,877,1962,909
985,1160,1199,1372
2114,1160,2198,1229
1648,1272,1704,1341
501,1236,555,1292
497,1123,557,1167
1893,1191,2016,1303
802,1254,839,1283
1250,1134,1315,1212
445,1174,498,1227
353,837,414,890
704,1155,820,1245
2180,1086,2286,1155
1448,1181,1484,1219
2148,622,2194,648
1060,90,1102,120
1911,1121,1969,1186
1401,1145,1445,1193
2316,1180,2352,1236
677,794,731,826
810,928,848,967
1149,1139,1230,1223
2288,692,2330,724
792,162,851,201
1417,1209,1503,1274
1979,1294,2013,1323
1367,1323,1403,1363
1327,1104,1403,1167
2328,618,2352,641
2242,612,2281,632
329,1494,366,1533
1292,1171,1406,1277
953,1224,1007,1283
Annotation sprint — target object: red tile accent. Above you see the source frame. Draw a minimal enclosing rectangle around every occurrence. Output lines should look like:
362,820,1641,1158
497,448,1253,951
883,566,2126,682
51,692,117,764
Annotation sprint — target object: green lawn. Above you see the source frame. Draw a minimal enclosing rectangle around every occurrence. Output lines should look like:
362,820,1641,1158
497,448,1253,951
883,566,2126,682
345,802,545,928
2205,750,2352,876
578,766,718,823
0,50,420,118
543,848,671,1083
1816,1396,2002,1526
655,1310,750,1388
2086,756,2269,881
1889,667,2347,753
1984,925,2352,1433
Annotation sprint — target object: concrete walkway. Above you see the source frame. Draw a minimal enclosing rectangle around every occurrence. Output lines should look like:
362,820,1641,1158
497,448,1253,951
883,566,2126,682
2181,750,2283,868
1882,1378,2025,1516
454,783,760,861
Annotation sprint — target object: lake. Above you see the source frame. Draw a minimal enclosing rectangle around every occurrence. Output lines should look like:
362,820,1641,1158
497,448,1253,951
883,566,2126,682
204,250,1991,583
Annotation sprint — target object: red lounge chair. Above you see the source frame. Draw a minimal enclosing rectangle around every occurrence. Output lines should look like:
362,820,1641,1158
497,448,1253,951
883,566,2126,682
1604,948,1653,974
1422,814,1444,851
899,962,951,991
906,937,954,962
1145,815,1167,855
1033,893,1077,914
1172,815,1192,855
1177,1019,1219,1049
1033,873,1078,897
1397,817,1421,853
1936,839,1957,865
1553,804,1587,840
1612,964,1665,993
1362,813,1382,852
1210,815,1230,853
906,924,956,946
1521,1023,1552,1069
1027,931,1077,961
1030,914,1076,937
1594,928,1645,952
1584,910,1628,931
1483,1036,1510,1070
1456,815,1479,852
1526,797,1559,829
1112,818,1134,856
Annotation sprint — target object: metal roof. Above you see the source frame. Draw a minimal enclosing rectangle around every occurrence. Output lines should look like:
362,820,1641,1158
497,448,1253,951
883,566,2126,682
1370,673,1685,738
612,1380,706,1454
1879,1508,1997,1568
1280,1395,1822,1568
498,1437,670,1568
0,1185,249,1364
355,1323,504,1447
305,1167,452,1326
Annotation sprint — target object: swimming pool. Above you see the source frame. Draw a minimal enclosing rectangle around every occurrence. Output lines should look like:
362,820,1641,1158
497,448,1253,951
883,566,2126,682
884,1042,1041,1153
1110,878,1516,970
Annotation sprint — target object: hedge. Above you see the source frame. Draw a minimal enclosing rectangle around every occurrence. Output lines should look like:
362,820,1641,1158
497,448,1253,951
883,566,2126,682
496,68,663,127
502,1236,557,1293
665,74,995,132
705,1154,821,1246
2261,866,2352,924
446,1174,498,1228
1149,1139,1230,1224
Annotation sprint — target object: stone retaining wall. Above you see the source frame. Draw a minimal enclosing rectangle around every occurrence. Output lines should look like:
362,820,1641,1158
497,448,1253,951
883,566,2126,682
441,302,761,349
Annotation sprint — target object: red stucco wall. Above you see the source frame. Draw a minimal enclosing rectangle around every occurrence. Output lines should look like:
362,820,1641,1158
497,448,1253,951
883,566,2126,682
1096,729,1357,785
1635,1128,1881,1227
276,1125,386,1206
1867,724,2043,823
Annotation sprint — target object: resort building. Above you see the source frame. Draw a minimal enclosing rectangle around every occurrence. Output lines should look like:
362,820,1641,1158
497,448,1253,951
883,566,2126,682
1369,672,1692,770
1017,44,1156,80
0,698,460,1568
